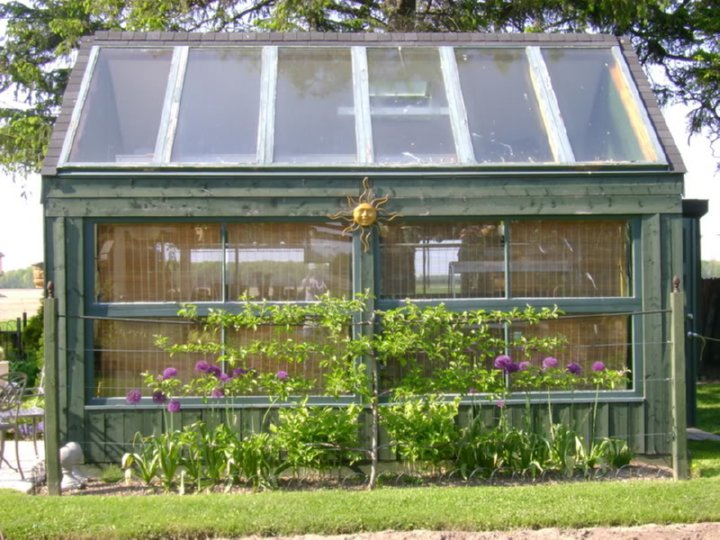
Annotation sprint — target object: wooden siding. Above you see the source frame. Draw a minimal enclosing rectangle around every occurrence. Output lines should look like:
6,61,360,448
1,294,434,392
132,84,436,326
84,401,650,463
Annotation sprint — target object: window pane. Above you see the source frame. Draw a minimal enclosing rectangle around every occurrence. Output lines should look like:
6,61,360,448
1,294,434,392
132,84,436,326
455,48,553,163
93,319,206,398
379,222,505,299
226,223,351,301
172,48,261,163
275,48,355,163
367,48,456,164
542,48,654,162
96,223,222,302
509,314,631,389
510,220,630,297
69,49,172,163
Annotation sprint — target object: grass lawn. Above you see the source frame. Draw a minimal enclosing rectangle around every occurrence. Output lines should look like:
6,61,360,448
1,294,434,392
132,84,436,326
1,384,720,539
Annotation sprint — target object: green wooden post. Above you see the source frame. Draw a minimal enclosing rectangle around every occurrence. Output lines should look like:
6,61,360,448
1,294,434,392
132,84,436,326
670,276,689,480
44,284,62,495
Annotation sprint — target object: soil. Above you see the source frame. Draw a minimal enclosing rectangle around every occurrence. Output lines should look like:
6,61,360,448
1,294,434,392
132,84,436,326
43,459,720,539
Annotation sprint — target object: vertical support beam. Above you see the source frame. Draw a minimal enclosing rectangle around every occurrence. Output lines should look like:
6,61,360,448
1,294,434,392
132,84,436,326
670,277,689,480
526,47,574,164
44,290,62,495
257,46,278,164
156,46,189,163
439,47,475,164
352,47,374,164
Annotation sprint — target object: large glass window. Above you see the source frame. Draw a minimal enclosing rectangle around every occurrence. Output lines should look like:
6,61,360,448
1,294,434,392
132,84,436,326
172,48,262,163
455,48,553,163
379,222,505,299
380,219,630,299
96,222,351,303
275,48,355,163
96,223,223,303
510,220,630,297
69,48,172,163
542,48,656,162
367,47,456,164
225,223,352,301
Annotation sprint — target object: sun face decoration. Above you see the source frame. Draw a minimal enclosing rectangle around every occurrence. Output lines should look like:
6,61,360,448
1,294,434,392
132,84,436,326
330,177,399,251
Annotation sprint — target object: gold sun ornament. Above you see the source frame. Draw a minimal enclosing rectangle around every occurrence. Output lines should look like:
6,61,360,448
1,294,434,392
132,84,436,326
330,177,399,251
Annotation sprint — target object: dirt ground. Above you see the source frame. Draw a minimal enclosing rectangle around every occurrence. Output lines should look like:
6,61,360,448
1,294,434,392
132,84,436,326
240,523,720,539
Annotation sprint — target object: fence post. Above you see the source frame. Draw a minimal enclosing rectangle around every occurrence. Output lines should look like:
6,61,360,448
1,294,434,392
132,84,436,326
44,282,62,495
670,276,689,480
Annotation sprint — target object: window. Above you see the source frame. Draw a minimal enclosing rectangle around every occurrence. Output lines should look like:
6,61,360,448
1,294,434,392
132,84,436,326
63,44,665,167
172,48,262,163
274,48,355,163
379,219,630,299
542,48,657,162
367,47,456,164
69,48,173,163
378,218,635,392
455,48,552,163
91,221,352,398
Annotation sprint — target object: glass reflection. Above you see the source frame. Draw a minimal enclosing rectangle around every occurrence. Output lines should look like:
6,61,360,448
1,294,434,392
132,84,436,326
367,48,456,164
69,49,172,163
455,48,553,163
275,48,355,163
173,48,262,163
542,48,656,163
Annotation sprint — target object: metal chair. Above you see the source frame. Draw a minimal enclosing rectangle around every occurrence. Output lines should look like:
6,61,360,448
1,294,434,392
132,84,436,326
0,372,28,479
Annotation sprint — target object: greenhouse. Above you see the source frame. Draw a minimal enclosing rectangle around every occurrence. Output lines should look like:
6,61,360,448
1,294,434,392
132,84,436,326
41,31,689,464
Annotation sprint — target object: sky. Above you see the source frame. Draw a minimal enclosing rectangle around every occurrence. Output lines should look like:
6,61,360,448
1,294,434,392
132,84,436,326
0,103,717,273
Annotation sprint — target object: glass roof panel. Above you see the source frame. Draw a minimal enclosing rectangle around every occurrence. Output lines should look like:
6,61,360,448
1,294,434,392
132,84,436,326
69,48,172,163
274,48,355,164
455,48,553,164
367,47,456,165
542,48,657,163
172,48,262,163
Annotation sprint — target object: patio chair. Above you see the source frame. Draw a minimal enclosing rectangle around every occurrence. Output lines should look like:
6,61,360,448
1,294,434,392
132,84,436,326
0,371,28,479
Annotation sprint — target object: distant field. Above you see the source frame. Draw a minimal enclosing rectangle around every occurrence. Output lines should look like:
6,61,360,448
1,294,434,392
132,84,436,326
0,288,43,320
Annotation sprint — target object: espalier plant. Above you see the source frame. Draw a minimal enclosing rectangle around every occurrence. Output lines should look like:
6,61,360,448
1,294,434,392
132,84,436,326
121,294,631,492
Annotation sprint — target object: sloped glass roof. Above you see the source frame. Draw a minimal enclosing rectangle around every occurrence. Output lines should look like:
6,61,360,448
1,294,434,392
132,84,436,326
59,43,666,168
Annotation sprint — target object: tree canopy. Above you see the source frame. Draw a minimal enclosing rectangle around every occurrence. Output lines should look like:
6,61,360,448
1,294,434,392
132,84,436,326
0,0,717,175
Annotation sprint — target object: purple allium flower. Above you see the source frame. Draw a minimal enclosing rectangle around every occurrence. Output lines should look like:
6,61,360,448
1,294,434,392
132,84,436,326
592,361,606,372
208,365,222,378
152,390,168,404
468,387,477,394
232,367,248,377
494,355,513,371
126,389,142,405
542,356,559,369
162,367,177,380
276,370,289,381
518,361,531,371
219,372,231,383
195,360,211,373
496,399,506,409
167,399,181,413
566,362,582,375
211,388,225,398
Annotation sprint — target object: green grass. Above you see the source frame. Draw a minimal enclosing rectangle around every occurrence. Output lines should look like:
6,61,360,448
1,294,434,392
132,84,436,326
690,382,720,478
2,479,720,539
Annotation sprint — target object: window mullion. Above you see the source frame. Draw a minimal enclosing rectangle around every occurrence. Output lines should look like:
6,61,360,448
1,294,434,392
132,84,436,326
526,47,574,163
155,46,189,164
439,46,475,164
352,46,373,164
257,46,278,164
